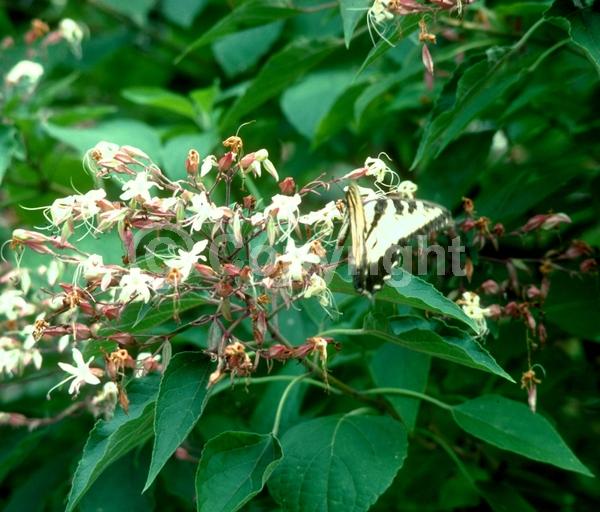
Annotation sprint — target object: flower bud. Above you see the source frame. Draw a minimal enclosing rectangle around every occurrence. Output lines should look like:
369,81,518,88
580,258,598,273
278,177,296,195
218,152,235,173
480,279,500,295
186,149,200,177
243,195,256,210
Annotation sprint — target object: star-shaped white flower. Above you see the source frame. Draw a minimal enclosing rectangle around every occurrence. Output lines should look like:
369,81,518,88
265,194,302,227
165,241,208,281
118,267,156,303
186,192,226,232
120,172,162,203
299,201,343,234
277,238,321,282
48,348,101,397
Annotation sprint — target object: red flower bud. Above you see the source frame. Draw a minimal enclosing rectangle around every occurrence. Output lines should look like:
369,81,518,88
480,279,500,295
278,177,296,196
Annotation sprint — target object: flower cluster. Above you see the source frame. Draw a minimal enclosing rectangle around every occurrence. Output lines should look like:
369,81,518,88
6,135,361,411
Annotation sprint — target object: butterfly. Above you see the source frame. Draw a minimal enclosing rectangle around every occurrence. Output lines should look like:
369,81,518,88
342,183,452,294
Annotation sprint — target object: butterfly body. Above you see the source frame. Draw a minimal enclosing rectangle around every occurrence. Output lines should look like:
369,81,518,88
345,183,452,294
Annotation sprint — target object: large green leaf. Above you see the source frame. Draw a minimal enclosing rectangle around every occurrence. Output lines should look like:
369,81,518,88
322,316,513,381
339,0,371,48
212,22,284,78
329,270,478,332
177,0,298,61
220,38,339,130
144,352,212,490
65,375,160,512
269,413,408,512
196,432,283,512
122,87,197,120
452,395,593,476
80,452,153,512
370,343,431,430
280,69,355,139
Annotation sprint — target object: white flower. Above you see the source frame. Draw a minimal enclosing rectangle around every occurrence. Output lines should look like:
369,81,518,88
134,352,161,378
120,172,162,203
59,18,84,54
277,238,321,282
364,155,395,183
397,180,418,199
48,348,101,397
459,291,492,335
0,290,35,321
304,274,333,307
5,60,44,88
78,189,106,218
250,212,266,227
186,192,225,232
248,149,279,181
200,155,218,177
50,196,76,226
118,267,156,303
165,241,208,281
48,189,105,227
0,337,21,376
90,381,118,419
265,194,302,226
299,201,343,234
81,254,113,290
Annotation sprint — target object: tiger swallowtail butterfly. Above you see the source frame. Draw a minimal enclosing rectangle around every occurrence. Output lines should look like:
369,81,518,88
344,183,452,294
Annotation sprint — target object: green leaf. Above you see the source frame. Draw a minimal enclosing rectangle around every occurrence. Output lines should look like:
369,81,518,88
161,0,208,28
339,0,371,48
122,87,197,120
452,395,593,476
220,37,339,131
329,269,478,332
65,375,160,512
547,3,600,74
269,413,408,512
0,125,20,185
44,119,161,161
99,292,208,336
411,51,528,169
370,343,431,430
212,22,283,78
281,69,355,139
544,272,600,341
145,352,212,490
80,452,153,512
177,0,298,61
195,432,283,512
96,0,156,25
322,316,513,381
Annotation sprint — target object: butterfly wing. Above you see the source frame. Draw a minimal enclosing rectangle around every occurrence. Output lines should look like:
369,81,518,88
346,184,452,294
